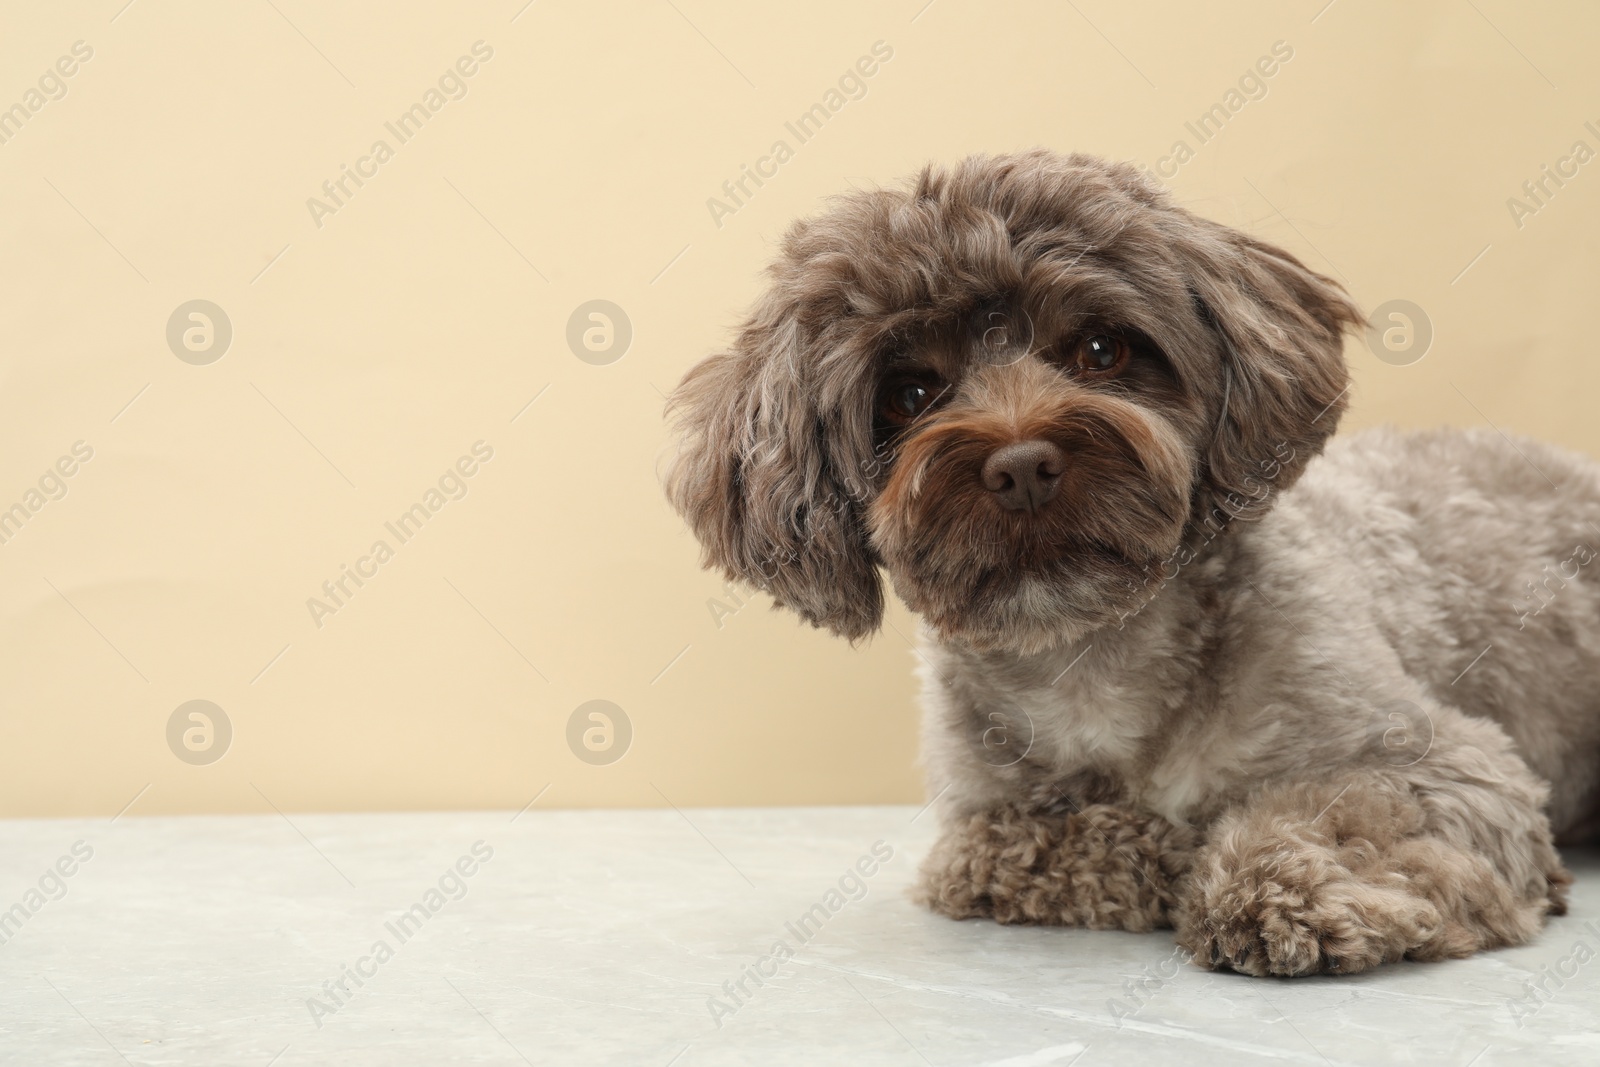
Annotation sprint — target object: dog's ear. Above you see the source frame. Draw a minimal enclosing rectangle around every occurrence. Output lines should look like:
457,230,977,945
1170,218,1363,533
665,301,884,641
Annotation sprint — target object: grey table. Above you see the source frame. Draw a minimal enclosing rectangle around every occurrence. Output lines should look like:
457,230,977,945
0,806,1594,1065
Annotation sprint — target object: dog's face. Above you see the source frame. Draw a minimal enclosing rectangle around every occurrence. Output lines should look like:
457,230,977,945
667,152,1361,654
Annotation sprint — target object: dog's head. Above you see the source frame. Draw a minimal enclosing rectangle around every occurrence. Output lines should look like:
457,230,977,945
666,151,1361,653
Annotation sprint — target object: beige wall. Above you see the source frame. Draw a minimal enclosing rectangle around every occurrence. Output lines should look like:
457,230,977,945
1,1,1595,816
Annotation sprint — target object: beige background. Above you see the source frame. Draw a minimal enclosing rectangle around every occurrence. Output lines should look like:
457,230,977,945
0,0,1595,817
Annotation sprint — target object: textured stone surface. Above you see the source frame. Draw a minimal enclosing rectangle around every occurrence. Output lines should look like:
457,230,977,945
0,806,1594,1065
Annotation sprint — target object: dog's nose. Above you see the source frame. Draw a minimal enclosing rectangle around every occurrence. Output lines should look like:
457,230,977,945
982,441,1065,512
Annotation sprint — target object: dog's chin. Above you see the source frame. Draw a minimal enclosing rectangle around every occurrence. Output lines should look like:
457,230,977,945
885,541,1169,658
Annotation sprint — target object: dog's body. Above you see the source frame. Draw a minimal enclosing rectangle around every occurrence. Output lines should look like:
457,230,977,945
666,150,1594,975
917,426,1598,972
922,426,1600,840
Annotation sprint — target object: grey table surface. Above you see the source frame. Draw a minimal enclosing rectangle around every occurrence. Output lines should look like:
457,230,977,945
0,804,1594,1065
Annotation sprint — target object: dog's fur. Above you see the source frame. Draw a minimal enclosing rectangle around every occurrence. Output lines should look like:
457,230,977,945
665,150,1600,976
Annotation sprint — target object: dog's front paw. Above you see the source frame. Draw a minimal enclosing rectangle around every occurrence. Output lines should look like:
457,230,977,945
1176,858,1442,976
1175,803,1445,977
916,803,1194,932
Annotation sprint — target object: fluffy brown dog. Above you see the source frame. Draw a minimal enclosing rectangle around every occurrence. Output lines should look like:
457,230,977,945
665,151,1597,976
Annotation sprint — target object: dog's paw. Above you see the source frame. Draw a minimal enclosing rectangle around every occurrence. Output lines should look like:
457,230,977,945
1175,844,1442,977
916,803,1194,932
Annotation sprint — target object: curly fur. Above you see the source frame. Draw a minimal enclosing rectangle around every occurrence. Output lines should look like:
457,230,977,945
665,150,1598,977
917,803,1196,931
1174,769,1570,976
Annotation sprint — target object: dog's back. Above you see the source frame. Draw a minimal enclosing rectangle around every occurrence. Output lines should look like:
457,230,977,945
1288,425,1600,838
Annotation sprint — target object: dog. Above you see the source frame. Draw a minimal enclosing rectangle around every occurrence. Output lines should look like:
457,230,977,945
664,150,1599,976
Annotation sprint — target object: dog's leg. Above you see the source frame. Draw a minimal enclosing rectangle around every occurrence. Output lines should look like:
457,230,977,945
1174,722,1570,976
915,803,1197,931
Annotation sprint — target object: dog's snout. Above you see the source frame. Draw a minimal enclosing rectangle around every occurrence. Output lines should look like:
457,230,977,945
982,440,1065,512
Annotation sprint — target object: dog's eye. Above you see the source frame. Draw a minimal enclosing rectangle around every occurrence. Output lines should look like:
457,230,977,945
1070,334,1131,378
880,377,942,425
